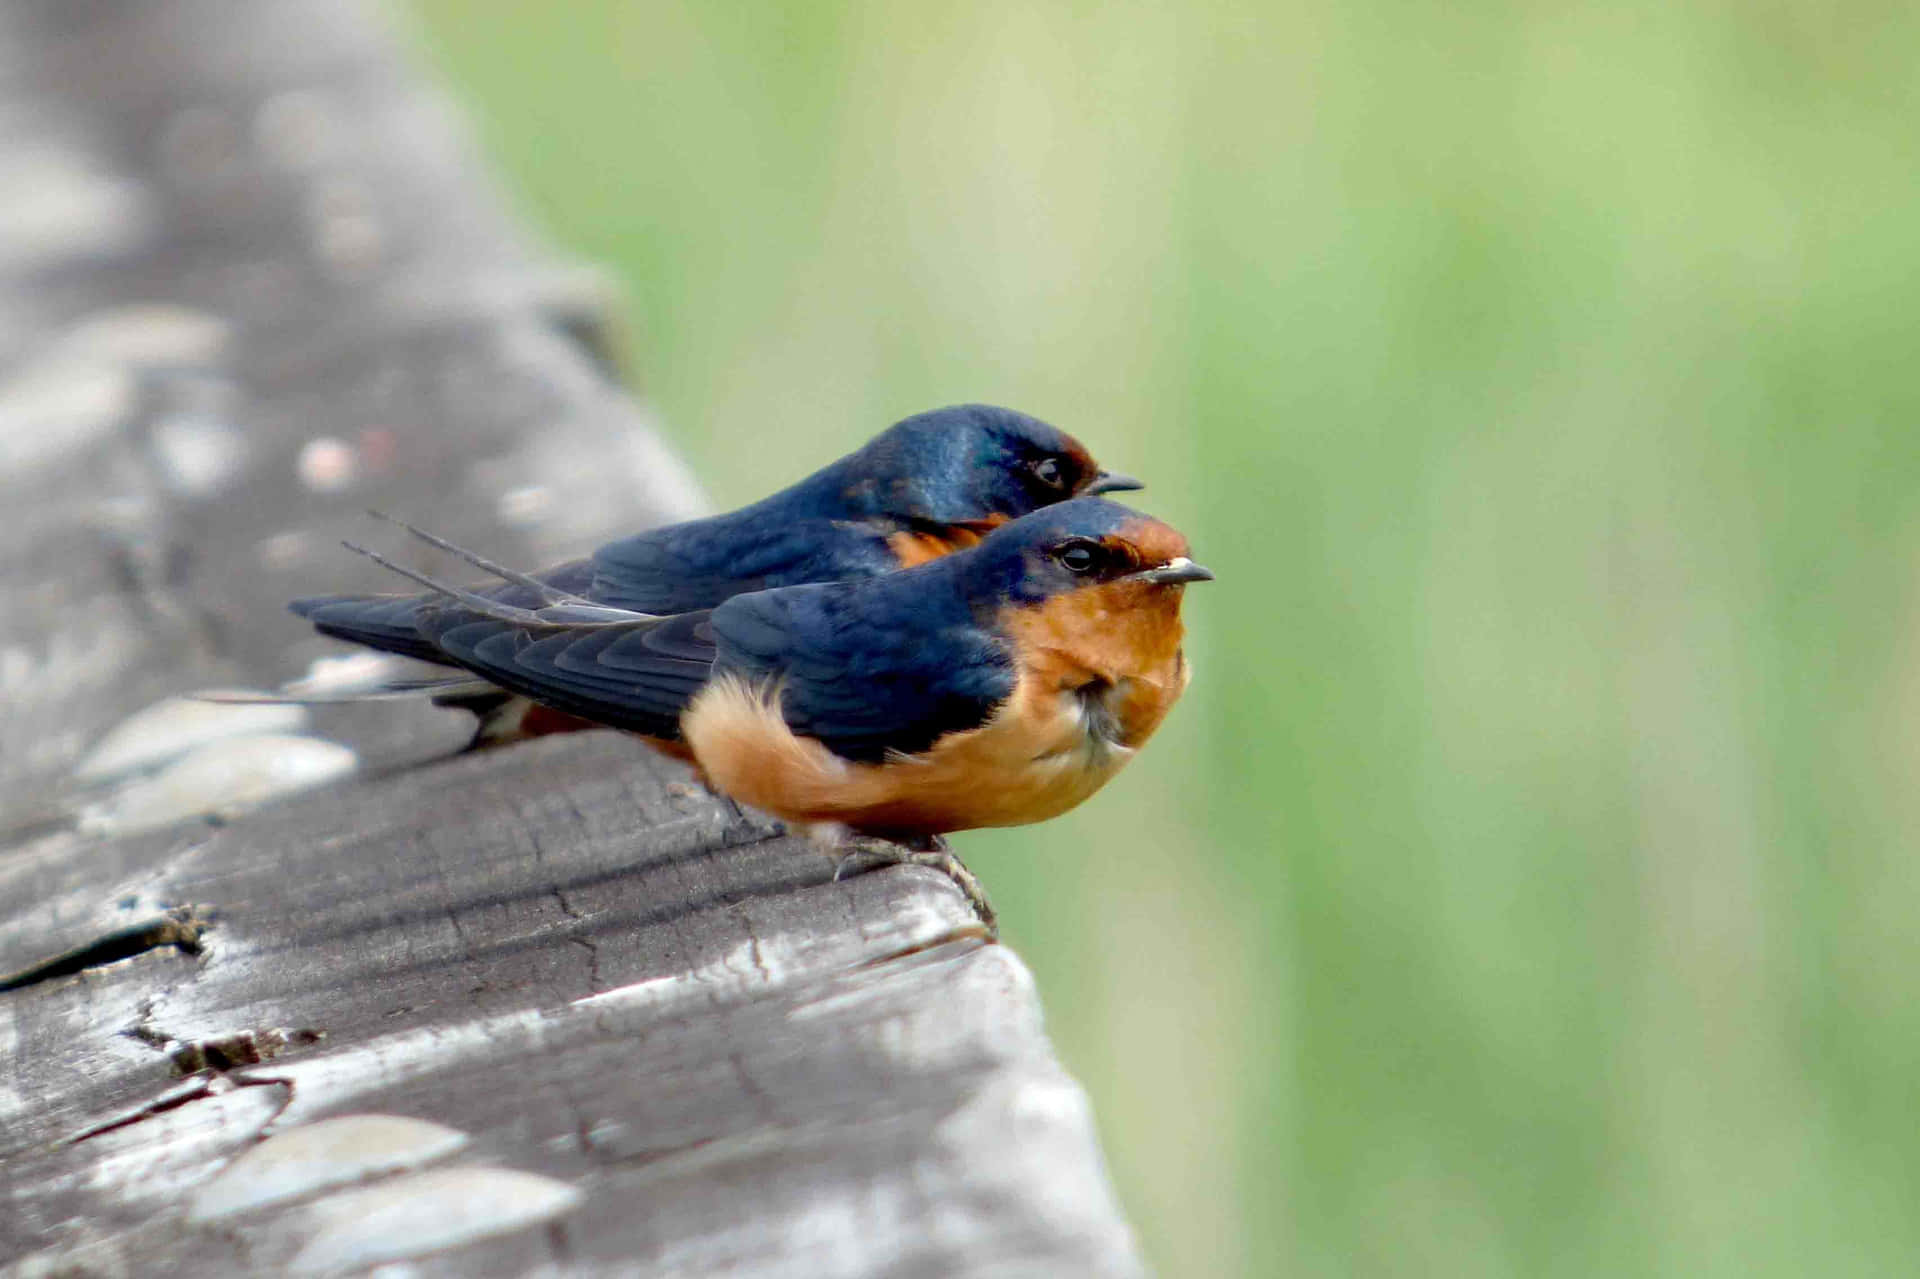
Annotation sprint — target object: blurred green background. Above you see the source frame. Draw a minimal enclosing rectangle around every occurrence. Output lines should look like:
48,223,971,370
404,3,1920,1274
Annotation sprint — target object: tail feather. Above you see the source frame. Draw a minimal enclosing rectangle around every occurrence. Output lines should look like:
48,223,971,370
195,675,496,705
286,523,678,744
290,593,450,665
365,510,589,608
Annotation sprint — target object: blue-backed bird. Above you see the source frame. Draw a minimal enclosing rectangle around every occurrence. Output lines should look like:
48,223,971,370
290,404,1139,742
295,404,1138,660
296,498,1211,925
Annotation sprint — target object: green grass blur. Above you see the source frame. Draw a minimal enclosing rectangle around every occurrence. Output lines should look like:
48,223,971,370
403,3,1920,1273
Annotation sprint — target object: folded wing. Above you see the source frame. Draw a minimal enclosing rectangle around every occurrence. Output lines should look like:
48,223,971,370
416,607,719,739
710,582,1015,763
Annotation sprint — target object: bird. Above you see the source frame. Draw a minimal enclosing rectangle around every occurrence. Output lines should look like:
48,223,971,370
293,403,1139,661
298,497,1211,925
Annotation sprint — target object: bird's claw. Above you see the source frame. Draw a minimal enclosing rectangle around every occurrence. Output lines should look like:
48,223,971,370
831,837,998,936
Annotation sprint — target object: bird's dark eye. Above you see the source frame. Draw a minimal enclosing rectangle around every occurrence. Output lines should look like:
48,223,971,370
1031,457,1066,488
1055,539,1101,574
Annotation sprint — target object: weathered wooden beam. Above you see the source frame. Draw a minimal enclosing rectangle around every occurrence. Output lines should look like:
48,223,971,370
0,2,1144,1273
3,734,1140,1274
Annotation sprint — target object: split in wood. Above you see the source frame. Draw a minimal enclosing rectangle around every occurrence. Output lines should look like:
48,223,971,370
0,905,208,993
126,1025,329,1077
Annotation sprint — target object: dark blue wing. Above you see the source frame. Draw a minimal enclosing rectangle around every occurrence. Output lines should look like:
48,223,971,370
710,578,1015,764
586,533,760,613
589,514,902,613
293,506,909,663
415,608,718,738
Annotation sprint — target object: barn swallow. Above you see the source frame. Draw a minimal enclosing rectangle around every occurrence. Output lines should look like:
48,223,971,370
292,403,1141,669
303,498,1210,925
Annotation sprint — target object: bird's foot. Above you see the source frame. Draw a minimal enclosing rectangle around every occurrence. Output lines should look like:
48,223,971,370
831,834,997,936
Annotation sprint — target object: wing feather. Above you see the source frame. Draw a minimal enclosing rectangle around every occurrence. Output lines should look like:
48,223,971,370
419,609,717,738
710,582,1013,763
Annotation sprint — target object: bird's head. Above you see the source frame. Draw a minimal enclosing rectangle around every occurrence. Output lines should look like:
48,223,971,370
963,496,1211,603
959,496,1211,678
841,404,1142,527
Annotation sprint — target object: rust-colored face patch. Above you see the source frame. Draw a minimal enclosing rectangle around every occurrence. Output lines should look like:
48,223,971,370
1059,435,1100,492
1109,517,1193,572
991,512,1197,690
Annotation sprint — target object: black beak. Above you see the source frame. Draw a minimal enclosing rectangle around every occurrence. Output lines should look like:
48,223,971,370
1083,470,1144,496
1138,557,1214,585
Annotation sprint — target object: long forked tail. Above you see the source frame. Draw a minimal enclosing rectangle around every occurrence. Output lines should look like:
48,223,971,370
282,518,692,738
290,518,655,665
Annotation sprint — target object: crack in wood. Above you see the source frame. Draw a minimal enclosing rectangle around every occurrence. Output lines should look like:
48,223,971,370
548,883,603,992
568,935,603,993
62,1073,293,1146
729,902,774,985
444,905,475,967
166,1028,326,1076
0,906,209,993
728,1051,779,1127
546,1219,576,1267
